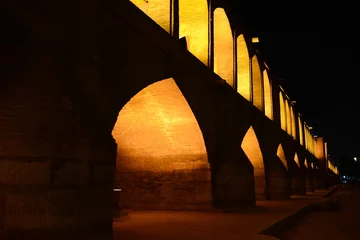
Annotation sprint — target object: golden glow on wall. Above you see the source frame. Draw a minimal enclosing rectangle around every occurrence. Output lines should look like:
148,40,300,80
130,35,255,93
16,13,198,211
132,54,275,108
277,144,288,170
179,0,208,65
324,142,328,160
236,34,251,101
310,162,314,169
113,78,209,172
252,55,263,111
263,69,273,119
290,106,296,139
214,8,234,87
298,117,304,146
279,93,286,131
304,159,308,168
328,161,338,175
285,100,291,135
241,126,265,199
130,0,172,33
294,153,300,167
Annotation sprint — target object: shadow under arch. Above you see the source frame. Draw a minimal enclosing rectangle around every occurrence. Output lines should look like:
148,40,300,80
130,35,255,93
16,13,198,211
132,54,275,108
179,0,208,65
241,126,266,200
304,158,315,192
290,153,306,195
266,144,291,200
112,78,212,210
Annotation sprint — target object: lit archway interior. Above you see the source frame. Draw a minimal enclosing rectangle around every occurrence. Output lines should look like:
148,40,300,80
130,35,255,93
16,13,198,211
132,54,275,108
294,153,300,167
290,106,296,139
213,8,234,87
241,126,265,199
279,92,286,131
263,69,273,119
304,159,308,169
252,55,263,111
276,144,288,170
112,78,211,209
237,34,250,101
179,0,208,65
298,117,304,146
130,0,172,33
285,99,291,135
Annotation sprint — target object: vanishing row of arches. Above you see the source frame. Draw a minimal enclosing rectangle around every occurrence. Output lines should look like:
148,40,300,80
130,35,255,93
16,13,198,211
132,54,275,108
112,78,327,210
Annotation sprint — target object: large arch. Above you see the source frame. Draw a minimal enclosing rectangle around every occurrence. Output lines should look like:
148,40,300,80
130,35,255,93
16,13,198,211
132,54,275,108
236,34,251,101
263,69,273,119
213,8,234,87
277,144,288,170
290,152,306,195
179,0,208,65
112,78,211,210
130,0,172,33
251,55,263,111
305,159,315,192
241,126,265,199
279,92,286,131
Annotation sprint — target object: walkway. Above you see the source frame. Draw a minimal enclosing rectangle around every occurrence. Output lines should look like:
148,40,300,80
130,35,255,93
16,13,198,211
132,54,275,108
114,186,340,240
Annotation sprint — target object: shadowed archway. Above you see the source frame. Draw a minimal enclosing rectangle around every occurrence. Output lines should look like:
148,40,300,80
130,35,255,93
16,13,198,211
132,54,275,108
290,153,306,195
304,158,315,192
113,78,211,210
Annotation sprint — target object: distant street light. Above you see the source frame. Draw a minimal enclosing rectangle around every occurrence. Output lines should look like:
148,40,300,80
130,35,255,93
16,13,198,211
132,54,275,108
354,157,357,162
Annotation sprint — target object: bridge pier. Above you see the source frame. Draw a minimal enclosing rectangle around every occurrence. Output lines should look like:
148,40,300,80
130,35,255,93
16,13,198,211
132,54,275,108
290,175,306,195
0,49,115,239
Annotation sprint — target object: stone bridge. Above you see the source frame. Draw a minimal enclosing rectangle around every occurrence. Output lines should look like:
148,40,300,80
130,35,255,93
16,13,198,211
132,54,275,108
1,0,339,239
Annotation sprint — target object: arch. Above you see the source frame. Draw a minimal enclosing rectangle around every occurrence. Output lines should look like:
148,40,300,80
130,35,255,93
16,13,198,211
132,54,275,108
290,106,296,139
276,144,288,170
179,0,208,65
285,99,291,135
112,78,211,209
241,126,265,199
263,69,273,119
130,0,172,33
294,153,300,167
213,8,234,87
304,159,308,169
236,34,251,101
298,117,304,145
279,92,286,131
251,55,263,111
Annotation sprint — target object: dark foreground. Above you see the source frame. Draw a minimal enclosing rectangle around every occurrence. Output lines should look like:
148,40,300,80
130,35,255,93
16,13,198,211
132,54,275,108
278,184,360,240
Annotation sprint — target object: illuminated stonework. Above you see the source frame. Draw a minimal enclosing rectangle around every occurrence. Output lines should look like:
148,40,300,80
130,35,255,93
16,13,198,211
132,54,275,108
237,34,251,101
112,78,211,209
277,144,288,170
285,100,291,135
298,117,304,145
263,69,273,119
179,0,208,65
279,93,286,131
252,55,263,111
130,0,172,33
294,153,300,167
290,106,296,139
241,126,265,199
214,8,234,87
304,159,308,169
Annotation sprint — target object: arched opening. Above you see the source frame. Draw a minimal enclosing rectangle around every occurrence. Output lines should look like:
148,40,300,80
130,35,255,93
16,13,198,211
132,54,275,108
298,117,304,146
305,159,315,192
236,34,250,101
179,0,208,65
266,144,290,199
279,92,286,131
241,126,266,199
251,55,263,111
112,78,211,210
213,8,234,87
285,99,291,135
263,69,273,119
130,0,172,33
291,153,306,195
291,106,296,139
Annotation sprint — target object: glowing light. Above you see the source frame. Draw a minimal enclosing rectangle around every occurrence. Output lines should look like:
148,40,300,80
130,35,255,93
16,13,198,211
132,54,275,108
252,55,263,111
298,117,304,146
354,157,357,162
252,37,259,43
237,34,251,101
294,153,300,167
263,69,273,119
277,144,288,170
279,92,286,131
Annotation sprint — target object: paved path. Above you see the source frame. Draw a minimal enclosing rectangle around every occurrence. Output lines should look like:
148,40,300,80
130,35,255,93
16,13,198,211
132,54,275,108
279,184,360,240
114,188,338,240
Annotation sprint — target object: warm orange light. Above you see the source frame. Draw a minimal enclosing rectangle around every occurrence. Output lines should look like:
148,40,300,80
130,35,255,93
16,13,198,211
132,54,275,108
285,100,291,135
130,0,172,33
298,116,304,146
294,153,300,167
304,159,308,169
290,106,296,139
179,0,208,65
236,34,251,101
112,78,211,208
251,55,263,111
263,69,273,119
279,92,286,131
214,8,234,87
277,144,288,170
241,126,265,199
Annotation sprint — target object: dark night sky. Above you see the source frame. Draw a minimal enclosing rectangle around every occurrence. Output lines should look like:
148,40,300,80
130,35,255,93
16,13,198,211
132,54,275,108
232,0,359,161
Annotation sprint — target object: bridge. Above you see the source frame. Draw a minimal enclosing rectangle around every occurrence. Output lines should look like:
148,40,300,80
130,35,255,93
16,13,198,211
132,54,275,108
1,0,339,239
